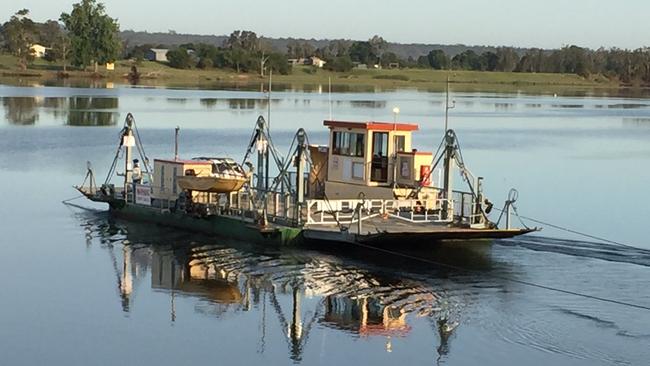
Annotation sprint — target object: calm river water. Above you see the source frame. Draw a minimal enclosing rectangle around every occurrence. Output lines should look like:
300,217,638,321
0,83,649,365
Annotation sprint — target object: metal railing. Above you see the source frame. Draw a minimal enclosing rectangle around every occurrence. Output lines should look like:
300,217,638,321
226,190,300,225
452,190,486,226
305,198,455,225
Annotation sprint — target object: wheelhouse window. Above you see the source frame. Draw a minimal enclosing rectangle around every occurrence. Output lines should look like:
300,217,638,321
395,135,405,153
332,131,364,157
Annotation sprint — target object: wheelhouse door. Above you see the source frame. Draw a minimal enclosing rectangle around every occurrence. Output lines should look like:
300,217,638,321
371,132,388,183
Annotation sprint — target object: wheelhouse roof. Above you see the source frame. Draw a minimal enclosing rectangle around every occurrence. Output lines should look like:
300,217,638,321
324,120,419,132
154,158,211,165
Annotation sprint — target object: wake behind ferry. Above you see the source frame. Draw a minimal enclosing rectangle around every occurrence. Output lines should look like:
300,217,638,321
74,112,536,247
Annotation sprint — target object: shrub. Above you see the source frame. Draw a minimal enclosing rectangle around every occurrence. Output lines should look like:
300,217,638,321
167,48,192,69
372,74,409,81
324,56,353,72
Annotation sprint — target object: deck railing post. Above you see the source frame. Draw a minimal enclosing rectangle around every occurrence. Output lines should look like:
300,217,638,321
284,194,290,219
461,194,465,222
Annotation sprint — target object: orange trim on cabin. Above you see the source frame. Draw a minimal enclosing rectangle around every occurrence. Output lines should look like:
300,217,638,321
154,158,212,165
324,120,419,132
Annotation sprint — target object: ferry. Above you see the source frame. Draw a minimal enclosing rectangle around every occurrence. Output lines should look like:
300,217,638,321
75,112,536,246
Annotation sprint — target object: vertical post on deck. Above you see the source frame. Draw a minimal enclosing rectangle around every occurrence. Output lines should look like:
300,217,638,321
441,133,454,221
295,129,307,225
123,116,135,203
174,126,180,161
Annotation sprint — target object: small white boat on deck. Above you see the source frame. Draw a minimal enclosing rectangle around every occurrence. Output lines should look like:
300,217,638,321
176,157,250,193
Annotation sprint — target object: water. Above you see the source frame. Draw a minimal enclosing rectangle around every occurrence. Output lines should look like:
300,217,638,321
1,84,649,365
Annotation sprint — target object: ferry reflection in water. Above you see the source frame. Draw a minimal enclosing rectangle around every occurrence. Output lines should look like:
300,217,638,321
86,216,478,363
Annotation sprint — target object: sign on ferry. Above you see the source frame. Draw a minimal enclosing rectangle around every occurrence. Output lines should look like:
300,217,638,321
135,184,151,206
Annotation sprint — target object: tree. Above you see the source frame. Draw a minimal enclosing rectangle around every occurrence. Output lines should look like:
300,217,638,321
349,41,376,65
495,47,519,72
2,9,36,70
36,20,63,47
212,49,230,68
380,52,400,67
127,43,153,63
451,50,481,70
514,49,545,73
324,55,353,72
416,55,430,68
327,40,351,57
286,40,314,58
426,49,449,69
45,31,72,72
368,35,387,58
167,48,192,69
195,43,217,69
558,45,591,77
222,30,262,73
286,40,300,58
60,0,121,72
256,40,275,76
228,47,250,73
224,30,259,52
266,52,290,75
479,51,498,71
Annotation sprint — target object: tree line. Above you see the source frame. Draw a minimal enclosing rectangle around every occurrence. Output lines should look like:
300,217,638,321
130,30,291,75
0,0,119,72
2,1,650,84
412,46,650,83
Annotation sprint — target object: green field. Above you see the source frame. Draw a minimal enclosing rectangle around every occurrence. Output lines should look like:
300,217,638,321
0,54,621,93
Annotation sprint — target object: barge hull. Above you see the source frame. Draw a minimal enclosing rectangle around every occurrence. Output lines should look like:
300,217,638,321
110,204,303,245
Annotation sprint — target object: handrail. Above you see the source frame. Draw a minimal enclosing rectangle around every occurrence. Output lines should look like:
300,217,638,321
305,198,458,225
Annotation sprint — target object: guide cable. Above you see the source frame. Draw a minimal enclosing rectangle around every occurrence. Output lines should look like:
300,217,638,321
492,207,643,250
349,241,650,311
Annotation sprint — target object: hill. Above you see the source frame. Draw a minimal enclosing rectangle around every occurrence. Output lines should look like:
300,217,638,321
120,30,529,58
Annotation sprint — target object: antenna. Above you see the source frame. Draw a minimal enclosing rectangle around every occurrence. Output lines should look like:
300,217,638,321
267,69,272,129
328,76,332,120
444,74,456,132
174,126,180,161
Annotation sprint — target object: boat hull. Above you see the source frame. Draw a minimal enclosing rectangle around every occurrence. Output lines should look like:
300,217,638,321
102,202,533,248
302,227,535,247
177,176,247,193
110,203,303,245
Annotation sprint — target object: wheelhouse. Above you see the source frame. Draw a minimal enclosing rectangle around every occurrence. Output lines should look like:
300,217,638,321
320,120,434,199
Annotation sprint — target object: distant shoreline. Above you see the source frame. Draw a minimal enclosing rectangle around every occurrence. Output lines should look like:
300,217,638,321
1,56,641,94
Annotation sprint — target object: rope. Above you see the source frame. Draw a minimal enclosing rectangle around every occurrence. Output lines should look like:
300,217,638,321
61,201,102,212
129,113,152,175
492,207,639,250
62,195,84,204
349,241,650,311
104,129,125,185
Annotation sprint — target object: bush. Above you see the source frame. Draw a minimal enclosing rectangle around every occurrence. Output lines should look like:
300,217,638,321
372,74,409,81
324,56,353,72
267,52,290,75
197,57,213,69
167,48,192,69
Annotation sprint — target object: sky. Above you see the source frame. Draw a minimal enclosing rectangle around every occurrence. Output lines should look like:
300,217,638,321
5,0,650,50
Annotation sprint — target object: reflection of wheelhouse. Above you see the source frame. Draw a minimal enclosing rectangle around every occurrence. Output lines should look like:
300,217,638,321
323,296,410,337
151,250,243,304
316,120,437,200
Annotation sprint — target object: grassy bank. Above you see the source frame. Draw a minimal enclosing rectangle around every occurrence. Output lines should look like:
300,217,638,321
0,54,622,93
